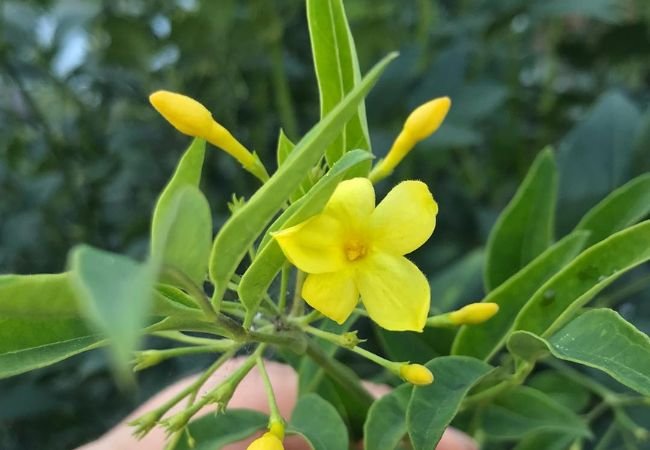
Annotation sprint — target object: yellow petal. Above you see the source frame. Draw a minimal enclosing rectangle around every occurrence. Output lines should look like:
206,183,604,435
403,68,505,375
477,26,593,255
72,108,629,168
302,271,359,324
370,180,438,255
273,215,347,274
325,178,375,229
355,252,430,331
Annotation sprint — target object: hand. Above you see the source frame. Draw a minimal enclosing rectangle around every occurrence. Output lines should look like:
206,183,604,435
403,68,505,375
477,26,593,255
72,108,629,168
77,358,477,450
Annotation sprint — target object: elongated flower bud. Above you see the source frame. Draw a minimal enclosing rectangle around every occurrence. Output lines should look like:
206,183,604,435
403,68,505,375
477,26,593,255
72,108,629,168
247,432,284,450
149,90,268,181
399,363,434,386
449,302,499,325
370,97,451,182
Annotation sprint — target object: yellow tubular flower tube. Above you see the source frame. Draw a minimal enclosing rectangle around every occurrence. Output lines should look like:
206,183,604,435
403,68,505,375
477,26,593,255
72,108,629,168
399,363,434,386
369,96,451,183
273,178,438,332
149,90,268,181
449,302,500,325
247,432,284,450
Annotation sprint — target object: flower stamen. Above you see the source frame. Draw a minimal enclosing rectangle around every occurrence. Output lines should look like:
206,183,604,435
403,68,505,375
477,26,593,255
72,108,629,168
344,239,367,262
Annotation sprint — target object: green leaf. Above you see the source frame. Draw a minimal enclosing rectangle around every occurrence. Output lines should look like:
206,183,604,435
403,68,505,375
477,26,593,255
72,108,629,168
154,186,212,286
527,371,591,413
276,128,296,168
150,138,210,286
0,273,80,317
556,91,641,229
68,245,155,381
407,356,493,450
209,53,396,303
289,393,348,450
513,432,575,450
0,316,101,379
364,384,411,450
452,231,589,360
238,150,373,324
509,309,650,396
575,173,650,247
307,0,371,170
176,409,268,450
514,220,650,337
485,147,558,291
480,386,591,440
0,333,101,380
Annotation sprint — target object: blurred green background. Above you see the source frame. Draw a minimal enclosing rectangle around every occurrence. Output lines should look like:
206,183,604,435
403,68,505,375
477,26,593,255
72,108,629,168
1,0,649,449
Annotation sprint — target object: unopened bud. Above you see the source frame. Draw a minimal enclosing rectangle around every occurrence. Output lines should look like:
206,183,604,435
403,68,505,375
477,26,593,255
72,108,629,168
449,302,499,325
369,96,451,182
149,90,267,180
133,350,165,372
403,97,451,142
399,363,434,386
269,420,285,440
247,432,285,450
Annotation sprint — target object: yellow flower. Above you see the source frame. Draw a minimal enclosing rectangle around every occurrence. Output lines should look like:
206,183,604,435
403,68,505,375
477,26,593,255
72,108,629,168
274,178,438,331
370,97,451,182
449,302,499,325
247,432,284,450
399,363,434,385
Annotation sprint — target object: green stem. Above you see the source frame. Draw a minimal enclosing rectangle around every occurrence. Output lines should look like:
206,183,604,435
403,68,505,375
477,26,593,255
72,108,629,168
290,270,306,317
593,423,618,450
304,339,374,409
152,331,225,347
162,266,218,321
278,264,290,312
257,356,284,427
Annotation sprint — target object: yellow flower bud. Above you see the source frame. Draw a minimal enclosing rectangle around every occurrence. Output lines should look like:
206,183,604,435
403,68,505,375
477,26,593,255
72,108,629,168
149,90,214,137
449,302,500,325
247,432,284,450
399,363,434,386
369,96,451,183
149,90,268,181
269,421,285,439
403,97,451,142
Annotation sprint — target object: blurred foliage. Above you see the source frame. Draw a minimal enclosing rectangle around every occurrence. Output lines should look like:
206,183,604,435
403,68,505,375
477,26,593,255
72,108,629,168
1,0,649,448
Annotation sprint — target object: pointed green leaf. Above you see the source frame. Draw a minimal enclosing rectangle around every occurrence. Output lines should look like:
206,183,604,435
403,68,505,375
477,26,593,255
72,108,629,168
68,245,155,381
276,128,296,168
514,220,650,337
154,186,212,286
557,91,641,229
485,148,557,291
575,173,650,247
176,409,267,450
307,0,371,169
289,393,348,450
238,150,373,323
209,53,396,303
407,356,493,450
0,333,101,379
509,309,650,396
480,386,591,440
452,231,589,360
0,317,101,379
151,138,208,285
364,384,411,450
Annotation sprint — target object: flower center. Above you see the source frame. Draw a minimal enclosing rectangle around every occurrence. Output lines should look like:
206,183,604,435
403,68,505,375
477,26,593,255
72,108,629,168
344,239,367,262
